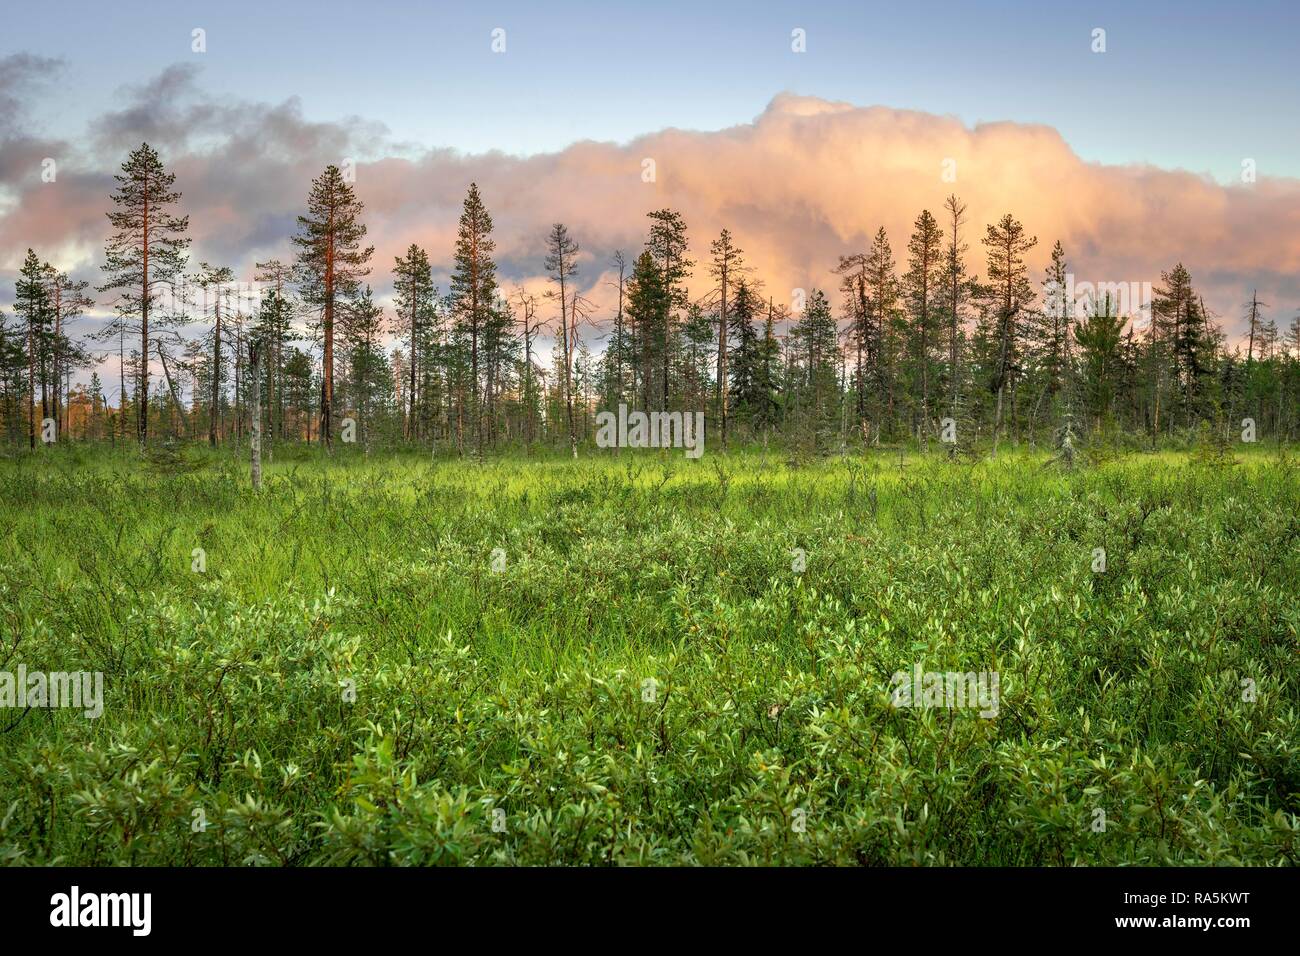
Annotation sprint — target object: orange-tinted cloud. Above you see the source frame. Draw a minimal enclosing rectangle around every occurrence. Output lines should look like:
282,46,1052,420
3,71,1297,350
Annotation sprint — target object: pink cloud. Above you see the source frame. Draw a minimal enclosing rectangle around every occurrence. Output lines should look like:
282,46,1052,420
4,86,1298,352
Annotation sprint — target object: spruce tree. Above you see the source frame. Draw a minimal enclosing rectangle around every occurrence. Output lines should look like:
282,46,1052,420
708,229,745,446
939,195,973,458
865,227,900,435
645,210,692,411
393,244,435,439
727,277,762,429
982,213,1037,452
624,250,667,412
1074,292,1125,432
14,249,49,450
339,284,388,453
904,210,944,445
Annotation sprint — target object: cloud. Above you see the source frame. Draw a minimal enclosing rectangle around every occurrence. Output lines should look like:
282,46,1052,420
2,66,1298,356
0,53,63,134
0,54,71,191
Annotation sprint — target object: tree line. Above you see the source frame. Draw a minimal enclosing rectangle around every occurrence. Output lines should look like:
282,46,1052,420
4,142,1299,457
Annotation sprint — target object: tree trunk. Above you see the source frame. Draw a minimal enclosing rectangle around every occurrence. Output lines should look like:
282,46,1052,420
210,292,221,446
249,344,262,491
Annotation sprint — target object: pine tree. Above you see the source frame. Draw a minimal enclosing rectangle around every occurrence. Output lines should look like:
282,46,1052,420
449,184,498,456
1151,263,1208,431
87,372,106,440
480,293,519,446
606,251,630,412
98,143,190,446
511,287,544,447
679,302,715,410
0,303,25,444
250,285,295,458
982,213,1037,452
292,164,373,452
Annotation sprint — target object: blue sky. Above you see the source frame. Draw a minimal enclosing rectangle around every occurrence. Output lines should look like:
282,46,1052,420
6,0,1298,179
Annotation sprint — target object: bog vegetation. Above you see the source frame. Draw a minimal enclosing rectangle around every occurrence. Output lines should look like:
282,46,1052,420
0,444,1296,865
3,141,1298,866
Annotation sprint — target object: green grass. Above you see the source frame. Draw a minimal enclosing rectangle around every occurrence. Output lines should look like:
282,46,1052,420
0,443,1297,865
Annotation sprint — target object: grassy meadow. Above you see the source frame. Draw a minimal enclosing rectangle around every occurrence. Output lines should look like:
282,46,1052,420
0,443,1297,865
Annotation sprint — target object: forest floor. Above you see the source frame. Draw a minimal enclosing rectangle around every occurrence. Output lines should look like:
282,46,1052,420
0,444,1296,864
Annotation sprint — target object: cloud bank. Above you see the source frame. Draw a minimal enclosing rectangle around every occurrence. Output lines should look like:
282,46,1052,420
3,57,1298,352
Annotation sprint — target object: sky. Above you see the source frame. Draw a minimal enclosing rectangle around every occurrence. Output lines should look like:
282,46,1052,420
2,0,1299,390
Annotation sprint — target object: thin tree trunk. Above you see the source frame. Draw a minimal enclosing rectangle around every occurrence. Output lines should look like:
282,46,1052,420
140,182,150,447
249,344,262,491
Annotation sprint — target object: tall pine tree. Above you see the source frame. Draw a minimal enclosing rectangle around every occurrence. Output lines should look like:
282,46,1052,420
99,143,190,446
292,164,373,451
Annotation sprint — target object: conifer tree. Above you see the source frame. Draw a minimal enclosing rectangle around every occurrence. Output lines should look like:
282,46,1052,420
982,213,1037,452
339,284,387,453
939,194,974,456
625,250,667,412
292,164,373,452
545,223,580,458
727,277,762,429
450,184,498,456
1074,292,1125,432
834,252,872,436
865,227,900,435
904,210,943,445
645,210,692,411
708,229,745,446
393,244,434,439
41,265,93,439
254,258,295,448
790,289,838,438
755,299,784,441
99,143,190,446
14,250,48,450
196,263,234,446
1150,263,1207,431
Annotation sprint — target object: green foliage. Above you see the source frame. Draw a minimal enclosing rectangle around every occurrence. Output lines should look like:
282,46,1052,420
0,447,1296,865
